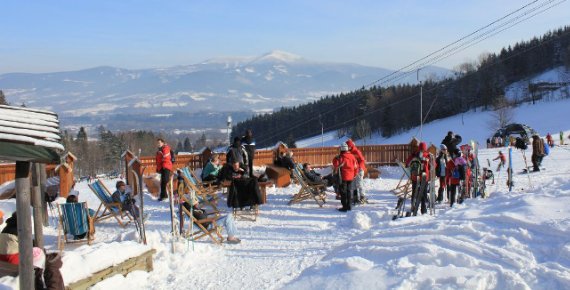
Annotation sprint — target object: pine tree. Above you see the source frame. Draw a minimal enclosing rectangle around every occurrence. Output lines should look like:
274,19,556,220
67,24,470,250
176,141,183,153
183,137,192,152
0,90,7,105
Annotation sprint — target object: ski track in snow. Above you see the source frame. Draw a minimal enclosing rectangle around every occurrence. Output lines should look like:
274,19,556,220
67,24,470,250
2,145,570,289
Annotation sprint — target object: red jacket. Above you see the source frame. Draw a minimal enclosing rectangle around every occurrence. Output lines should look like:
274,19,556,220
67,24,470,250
333,151,359,181
346,139,366,171
0,233,19,265
156,144,173,172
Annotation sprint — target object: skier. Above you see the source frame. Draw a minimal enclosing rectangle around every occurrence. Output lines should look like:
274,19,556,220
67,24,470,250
346,139,368,204
405,141,431,215
332,142,358,212
446,149,466,207
546,133,554,147
156,138,173,202
435,144,449,203
531,135,545,172
560,131,564,145
493,151,506,172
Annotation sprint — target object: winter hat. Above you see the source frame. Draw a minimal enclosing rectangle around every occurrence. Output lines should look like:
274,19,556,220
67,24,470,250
340,142,349,152
32,247,45,269
439,144,447,150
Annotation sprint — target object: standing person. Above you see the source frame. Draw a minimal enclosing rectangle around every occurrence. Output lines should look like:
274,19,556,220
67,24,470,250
332,142,358,212
241,129,256,177
226,137,248,172
435,144,449,203
446,149,465,207
560,131,564,145
441,131,462,152
493,151,506,172
346,139,368,204
531,135,545,172
546,133,553,147
405,142,431,215
156,138,173,201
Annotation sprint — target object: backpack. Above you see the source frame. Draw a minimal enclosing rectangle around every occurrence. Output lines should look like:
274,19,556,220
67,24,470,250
409,157,423,177
452,164,466,180
515,137,528,150
170,149,176,163
544,142,550,156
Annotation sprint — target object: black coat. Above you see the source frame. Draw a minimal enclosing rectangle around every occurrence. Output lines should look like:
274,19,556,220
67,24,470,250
442,135,462,152
241,136,256,161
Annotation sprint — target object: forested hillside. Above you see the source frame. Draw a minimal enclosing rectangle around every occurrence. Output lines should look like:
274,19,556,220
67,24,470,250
234,26,570,147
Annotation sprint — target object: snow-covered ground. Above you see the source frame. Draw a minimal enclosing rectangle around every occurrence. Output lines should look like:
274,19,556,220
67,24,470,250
1,140,570,289
297,97,570,148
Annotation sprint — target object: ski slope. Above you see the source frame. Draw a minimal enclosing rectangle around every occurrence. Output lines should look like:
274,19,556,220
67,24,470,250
1,140,570,289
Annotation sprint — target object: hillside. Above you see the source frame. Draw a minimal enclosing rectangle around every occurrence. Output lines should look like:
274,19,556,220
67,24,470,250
0,50,449,133
235,26,570,148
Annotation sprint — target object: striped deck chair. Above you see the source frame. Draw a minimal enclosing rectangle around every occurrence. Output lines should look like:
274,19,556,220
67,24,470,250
179,194,224,244
182,167,219,196
88,179,133,227
179,167,220,211
57,202,95,251
288,164,327,207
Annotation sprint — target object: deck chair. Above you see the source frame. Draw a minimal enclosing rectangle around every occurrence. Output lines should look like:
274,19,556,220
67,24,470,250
57,202,95,252
288,164,327,207
179,167,220,211
88,179,133,227
179,194,224,244
190,168,220,194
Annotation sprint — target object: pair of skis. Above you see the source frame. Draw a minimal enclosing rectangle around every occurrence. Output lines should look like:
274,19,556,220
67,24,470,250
129,166,147,245
393,159,434,220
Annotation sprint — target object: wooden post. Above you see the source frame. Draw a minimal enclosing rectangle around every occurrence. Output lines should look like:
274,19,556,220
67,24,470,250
31,163,44,248
122,150,135,187
15,161,34,290
39,163,49,226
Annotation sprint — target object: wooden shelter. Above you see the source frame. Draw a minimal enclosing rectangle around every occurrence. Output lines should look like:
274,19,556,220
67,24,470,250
0,105,64,289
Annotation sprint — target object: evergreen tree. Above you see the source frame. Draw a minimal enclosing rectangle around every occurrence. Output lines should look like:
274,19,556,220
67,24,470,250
183,137,192,152
0,90,7,105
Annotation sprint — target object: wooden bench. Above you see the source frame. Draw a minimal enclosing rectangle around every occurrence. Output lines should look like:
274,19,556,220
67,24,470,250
65,249,156,290
265,165,291,187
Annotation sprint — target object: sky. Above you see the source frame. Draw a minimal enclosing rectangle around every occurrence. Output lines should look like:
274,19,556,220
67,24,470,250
0,0,569,74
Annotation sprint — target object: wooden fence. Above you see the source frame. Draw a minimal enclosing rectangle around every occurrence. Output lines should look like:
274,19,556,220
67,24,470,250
0,144,410,184
138,144,410,173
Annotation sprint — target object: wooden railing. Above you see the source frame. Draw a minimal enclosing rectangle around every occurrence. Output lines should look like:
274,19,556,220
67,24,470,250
0,144,410,184
138,144,410,173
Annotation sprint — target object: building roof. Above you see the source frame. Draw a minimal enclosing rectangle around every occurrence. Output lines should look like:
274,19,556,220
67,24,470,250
0,105,64,163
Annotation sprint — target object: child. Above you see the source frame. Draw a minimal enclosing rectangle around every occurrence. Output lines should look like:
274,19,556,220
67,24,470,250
493,151,506,172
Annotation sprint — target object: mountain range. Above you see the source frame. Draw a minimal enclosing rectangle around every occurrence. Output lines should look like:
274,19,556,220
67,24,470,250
0,50,451,132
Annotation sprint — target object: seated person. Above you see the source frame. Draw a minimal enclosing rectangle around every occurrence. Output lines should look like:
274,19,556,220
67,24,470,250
276,151,296,171
0,212,19,265
66,194,96,240
302,163,335,187
202,154,222,183
226,162,263,208
182,196,241,244
111,181,141,220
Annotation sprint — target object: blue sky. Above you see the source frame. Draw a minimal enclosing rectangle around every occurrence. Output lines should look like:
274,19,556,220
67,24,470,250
1,0,568,73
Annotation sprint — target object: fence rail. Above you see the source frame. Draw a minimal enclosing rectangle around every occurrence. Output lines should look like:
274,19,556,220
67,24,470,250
0,144,410,185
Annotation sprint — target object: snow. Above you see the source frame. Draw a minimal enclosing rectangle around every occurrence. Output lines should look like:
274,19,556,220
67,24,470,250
298,97,570,148
505,66,570,103
2,119,570,289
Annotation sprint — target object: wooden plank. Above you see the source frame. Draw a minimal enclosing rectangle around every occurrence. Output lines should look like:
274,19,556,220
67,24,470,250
65,249,156,290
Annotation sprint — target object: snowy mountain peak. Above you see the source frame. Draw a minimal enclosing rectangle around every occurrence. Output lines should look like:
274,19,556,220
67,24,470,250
253,50,304,63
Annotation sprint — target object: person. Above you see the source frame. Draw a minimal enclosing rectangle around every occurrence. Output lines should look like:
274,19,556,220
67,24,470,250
441,131,462,152
275,151,295,171
182,196,241,244
302,163,335,187
346,139,368,204
446,149,465,207
66,194,96,240
405,141,431,215
112,181,141,220
201,154,222,183
546,133,554,147
229,161,248,179
435,144,449,203
156,138,173,201
0,212,19,265
226,137,249,171
560,131,564,145
241,129,256,177
493,151,506,172
531,135,545,172
333,142,358,212
226,162,263,209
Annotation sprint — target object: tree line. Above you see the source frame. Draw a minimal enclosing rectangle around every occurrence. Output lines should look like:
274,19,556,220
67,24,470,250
234,26,570,147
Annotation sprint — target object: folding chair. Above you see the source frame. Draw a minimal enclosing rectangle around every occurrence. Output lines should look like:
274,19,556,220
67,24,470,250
179,167,220,211
88,179,133,227
57,202,95,252
179,194,224,244
190,168,220,194
288,164,327,207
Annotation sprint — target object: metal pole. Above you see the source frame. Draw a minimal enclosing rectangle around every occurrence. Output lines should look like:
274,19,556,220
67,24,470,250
15,161,34,290
418,69,423,139
39,163,48,226
31,163,44,248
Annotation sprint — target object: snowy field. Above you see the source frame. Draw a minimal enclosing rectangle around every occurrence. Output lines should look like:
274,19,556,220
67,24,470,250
1,141,570,289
